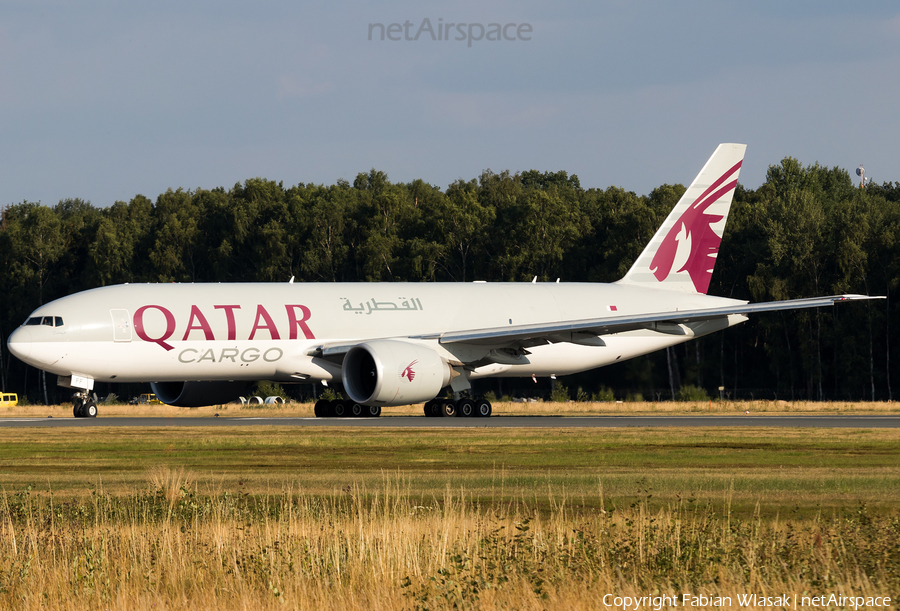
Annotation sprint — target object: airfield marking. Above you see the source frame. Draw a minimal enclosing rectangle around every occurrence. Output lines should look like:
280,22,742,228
0,415,898,428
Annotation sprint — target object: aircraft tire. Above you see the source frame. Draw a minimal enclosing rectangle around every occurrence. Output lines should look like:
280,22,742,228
423,401,433,417
458,399,475,417
351,403,364,417
333,400,347,417
366,404,381,417
475,399,492,418
440,400,457,418
314,400,329,417
85,402,98,418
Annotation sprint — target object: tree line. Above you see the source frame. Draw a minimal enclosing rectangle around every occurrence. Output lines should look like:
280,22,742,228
2,158,899,403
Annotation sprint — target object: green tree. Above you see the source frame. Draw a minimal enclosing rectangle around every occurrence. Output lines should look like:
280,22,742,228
149,189,201,282
477,169,524,280
53,198,102,292
192,187,242,281
416,178,494,282
354,170,418,281
4,202,65,404
5,203,64,305
572,186,664,282
122,195,155,282
231,178,292,282
88,202,136,286
299,183,358,282
502,187,582,281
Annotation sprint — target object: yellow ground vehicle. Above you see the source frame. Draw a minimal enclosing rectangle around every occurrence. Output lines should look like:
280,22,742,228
133,393,162,405
0,393,19,407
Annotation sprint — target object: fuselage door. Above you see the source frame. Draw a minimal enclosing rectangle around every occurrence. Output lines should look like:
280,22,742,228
111,309,132,342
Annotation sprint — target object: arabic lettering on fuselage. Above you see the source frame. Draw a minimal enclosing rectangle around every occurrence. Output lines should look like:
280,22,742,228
341,297,424,315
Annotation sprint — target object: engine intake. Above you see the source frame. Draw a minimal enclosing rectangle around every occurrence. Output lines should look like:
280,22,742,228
343,340,450,406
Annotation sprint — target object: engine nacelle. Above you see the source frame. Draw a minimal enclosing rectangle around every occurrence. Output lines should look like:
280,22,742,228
150,381,250,407
343,340,451,406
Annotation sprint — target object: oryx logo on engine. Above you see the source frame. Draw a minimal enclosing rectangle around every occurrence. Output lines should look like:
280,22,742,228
401,360,418,382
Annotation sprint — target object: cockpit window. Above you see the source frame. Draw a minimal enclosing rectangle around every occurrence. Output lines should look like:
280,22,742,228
24,316,63,327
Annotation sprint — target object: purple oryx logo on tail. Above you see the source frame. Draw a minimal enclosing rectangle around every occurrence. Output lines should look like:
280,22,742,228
649,159,742,293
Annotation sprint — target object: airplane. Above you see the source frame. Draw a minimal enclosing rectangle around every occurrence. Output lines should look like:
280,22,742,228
6,143,879,418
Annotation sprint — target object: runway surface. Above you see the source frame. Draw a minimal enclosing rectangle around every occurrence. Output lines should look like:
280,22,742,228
1,415,898,428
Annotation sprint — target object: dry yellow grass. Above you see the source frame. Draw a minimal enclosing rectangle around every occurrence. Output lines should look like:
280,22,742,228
2,400,897,607
3,399,899,418
1,471,896,610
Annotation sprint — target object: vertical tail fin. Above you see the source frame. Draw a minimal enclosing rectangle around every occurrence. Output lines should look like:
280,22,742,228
618,143,746,294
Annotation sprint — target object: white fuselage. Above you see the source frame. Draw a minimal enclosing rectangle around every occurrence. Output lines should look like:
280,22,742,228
7,281,746,385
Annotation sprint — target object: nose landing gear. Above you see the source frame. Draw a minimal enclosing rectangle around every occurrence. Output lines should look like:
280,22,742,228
72,392,98,418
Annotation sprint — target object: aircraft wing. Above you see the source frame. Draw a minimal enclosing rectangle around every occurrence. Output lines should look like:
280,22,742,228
432,294,880,347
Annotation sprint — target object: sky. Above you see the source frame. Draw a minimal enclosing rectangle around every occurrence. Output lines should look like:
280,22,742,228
2,1,899,208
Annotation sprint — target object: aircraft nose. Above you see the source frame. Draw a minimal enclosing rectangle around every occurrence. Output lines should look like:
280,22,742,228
7,327,32,361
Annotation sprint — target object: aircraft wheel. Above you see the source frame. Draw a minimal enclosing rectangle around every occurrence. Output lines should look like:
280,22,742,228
366,404,381,418
458,399,475,417
351,402,364,417
475,399,492,418
85,402,98,418
333,400,347,417
314,400,329,417
73,399,83,418
440,400,457,418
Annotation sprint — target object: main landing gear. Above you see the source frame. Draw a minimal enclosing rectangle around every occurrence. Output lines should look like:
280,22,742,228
313,399,381,418
311,398,493,418
72,391,98,418
310,399,492,418
423,398,492,418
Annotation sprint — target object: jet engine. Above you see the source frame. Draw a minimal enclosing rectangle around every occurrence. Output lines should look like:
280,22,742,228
150,381,250,407
343,340,451,406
